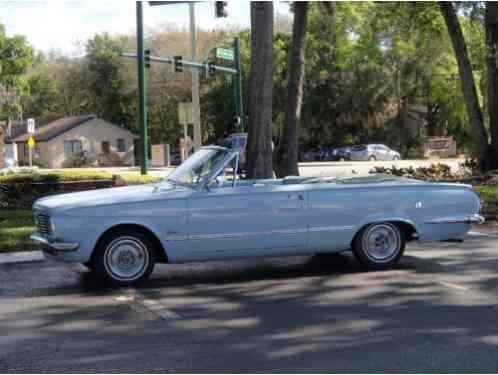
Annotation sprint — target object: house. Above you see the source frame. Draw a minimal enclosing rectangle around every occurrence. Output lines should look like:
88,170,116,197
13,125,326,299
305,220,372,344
6,115,135,168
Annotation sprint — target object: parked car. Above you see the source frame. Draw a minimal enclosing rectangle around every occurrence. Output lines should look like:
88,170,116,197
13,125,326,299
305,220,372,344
322,147,352,161
169,153,182,166
31,145,483,286
300,150,320,162
349,144,401,161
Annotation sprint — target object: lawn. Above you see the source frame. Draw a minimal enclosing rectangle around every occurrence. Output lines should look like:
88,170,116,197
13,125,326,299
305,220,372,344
475,185,498,207
0,210,37,253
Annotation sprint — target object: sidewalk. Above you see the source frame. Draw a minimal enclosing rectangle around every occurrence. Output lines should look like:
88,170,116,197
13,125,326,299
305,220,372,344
0,251,44,265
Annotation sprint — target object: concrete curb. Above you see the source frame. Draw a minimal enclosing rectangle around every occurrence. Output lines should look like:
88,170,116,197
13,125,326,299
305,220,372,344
0,251,44,265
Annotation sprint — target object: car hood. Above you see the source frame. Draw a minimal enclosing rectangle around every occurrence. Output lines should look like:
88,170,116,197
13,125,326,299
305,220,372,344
33,183,191,214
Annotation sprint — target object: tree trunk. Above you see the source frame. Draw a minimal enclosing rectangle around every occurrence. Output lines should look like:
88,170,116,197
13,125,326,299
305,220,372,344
486,2,498,170
246,2,274,179
276,2,309,178
439,2,489,166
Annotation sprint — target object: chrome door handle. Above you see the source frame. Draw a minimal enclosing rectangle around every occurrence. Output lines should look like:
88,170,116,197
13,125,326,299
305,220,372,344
288,194,304,201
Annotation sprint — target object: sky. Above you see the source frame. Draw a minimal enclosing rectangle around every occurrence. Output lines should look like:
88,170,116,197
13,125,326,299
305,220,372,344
0,1,291,56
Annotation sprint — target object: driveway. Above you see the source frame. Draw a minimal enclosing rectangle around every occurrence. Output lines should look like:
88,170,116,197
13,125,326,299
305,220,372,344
1,227,498,373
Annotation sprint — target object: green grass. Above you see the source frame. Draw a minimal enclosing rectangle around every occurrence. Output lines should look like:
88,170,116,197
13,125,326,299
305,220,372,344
475,185,498,206
0,210,37,253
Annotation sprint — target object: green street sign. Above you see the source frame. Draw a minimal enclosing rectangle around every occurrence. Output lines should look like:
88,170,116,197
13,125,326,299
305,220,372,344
216,47,234,61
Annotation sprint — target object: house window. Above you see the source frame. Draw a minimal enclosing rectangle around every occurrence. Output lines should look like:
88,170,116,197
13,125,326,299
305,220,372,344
117,138,126,152
64,140,82,155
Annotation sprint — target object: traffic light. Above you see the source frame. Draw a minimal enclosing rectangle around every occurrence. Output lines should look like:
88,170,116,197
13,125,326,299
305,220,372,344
215,1,227,18
174,55,183,73
144,49,151,69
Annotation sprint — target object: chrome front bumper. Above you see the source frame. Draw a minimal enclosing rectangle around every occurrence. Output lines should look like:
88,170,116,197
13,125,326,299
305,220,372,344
30,233,79,252
425,214,486,225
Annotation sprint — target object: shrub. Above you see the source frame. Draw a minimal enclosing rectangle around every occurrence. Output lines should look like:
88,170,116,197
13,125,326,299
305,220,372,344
0,171,161,209
62,153,96,168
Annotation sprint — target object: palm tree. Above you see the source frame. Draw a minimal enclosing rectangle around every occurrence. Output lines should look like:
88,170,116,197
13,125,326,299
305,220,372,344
246,2,274,179
439,2,488,168
276,2,309,178
486,2,498,170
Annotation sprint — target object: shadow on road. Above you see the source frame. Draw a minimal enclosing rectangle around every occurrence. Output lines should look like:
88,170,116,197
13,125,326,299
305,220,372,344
1,235,498,372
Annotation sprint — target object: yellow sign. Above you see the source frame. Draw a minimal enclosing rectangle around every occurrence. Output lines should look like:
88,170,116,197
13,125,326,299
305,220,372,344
27,136,35,149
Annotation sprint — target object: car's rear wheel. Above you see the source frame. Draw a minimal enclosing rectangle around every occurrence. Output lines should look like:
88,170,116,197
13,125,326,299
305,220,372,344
369,155,376,161
94,229,156,286
352,222,405,269
393,155,400,161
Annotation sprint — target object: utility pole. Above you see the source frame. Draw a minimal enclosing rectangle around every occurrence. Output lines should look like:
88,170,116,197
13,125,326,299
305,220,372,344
189,2,202,152
136,1,148,175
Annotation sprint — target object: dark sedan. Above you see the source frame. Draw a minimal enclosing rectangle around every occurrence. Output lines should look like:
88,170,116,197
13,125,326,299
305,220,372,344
320,147,352,161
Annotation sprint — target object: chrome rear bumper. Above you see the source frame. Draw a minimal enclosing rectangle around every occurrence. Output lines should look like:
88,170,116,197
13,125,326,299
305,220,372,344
30,234,79,252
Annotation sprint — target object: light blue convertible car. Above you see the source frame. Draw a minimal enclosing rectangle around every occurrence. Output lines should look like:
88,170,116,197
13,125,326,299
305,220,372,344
31,146,484,285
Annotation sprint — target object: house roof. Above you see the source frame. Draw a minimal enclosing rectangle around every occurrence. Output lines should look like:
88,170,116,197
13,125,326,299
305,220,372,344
10,115,97,143
4,121,28,142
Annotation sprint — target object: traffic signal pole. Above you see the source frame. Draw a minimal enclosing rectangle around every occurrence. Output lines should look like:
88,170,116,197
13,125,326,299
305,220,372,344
136,1,148,175
233,37,244,133
189,2,202,152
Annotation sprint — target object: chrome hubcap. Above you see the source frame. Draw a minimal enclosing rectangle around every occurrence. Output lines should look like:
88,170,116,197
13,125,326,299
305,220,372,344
104,237,148,281
363,224,400,263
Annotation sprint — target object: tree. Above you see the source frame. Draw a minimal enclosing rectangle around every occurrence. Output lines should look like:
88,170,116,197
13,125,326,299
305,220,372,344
276,2,309,178
246,2,274,179
86,33,133,126
486,2,498,169
439,2,489,167
0,23,33,121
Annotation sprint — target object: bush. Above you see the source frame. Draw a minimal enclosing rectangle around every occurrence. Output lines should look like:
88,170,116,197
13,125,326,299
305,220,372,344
0,171,161,209
62,153,96,168
0,170,114,184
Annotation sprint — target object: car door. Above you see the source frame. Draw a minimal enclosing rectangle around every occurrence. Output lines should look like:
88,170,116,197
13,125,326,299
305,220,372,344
376,145,387,160
187,183,308,260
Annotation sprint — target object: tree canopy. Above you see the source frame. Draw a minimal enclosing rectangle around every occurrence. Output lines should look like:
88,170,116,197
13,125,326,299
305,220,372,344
1,2,495,161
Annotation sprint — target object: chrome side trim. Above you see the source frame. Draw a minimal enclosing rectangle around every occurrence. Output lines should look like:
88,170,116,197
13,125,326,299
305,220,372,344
189,228,308,241
30,233,79,252
169,225,354,242
424,214,485,225
309,225,354,232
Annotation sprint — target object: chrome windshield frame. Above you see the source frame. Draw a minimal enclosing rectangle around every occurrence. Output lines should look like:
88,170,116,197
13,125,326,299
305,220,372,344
166,146,240,190
199,147,240,190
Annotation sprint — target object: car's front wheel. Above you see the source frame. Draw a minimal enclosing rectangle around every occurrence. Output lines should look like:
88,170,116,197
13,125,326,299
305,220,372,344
94,229,156,286
352,222,405,270
369,155,376,161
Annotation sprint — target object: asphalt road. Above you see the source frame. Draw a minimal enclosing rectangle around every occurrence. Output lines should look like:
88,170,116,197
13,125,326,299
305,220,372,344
1,226,498,373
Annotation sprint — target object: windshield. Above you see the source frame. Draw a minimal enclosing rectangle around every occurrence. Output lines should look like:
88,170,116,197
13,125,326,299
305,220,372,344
166,147,229,186
352,145,367,151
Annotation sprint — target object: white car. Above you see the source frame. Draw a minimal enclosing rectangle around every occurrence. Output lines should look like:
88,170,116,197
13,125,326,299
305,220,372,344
350,144,401,161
